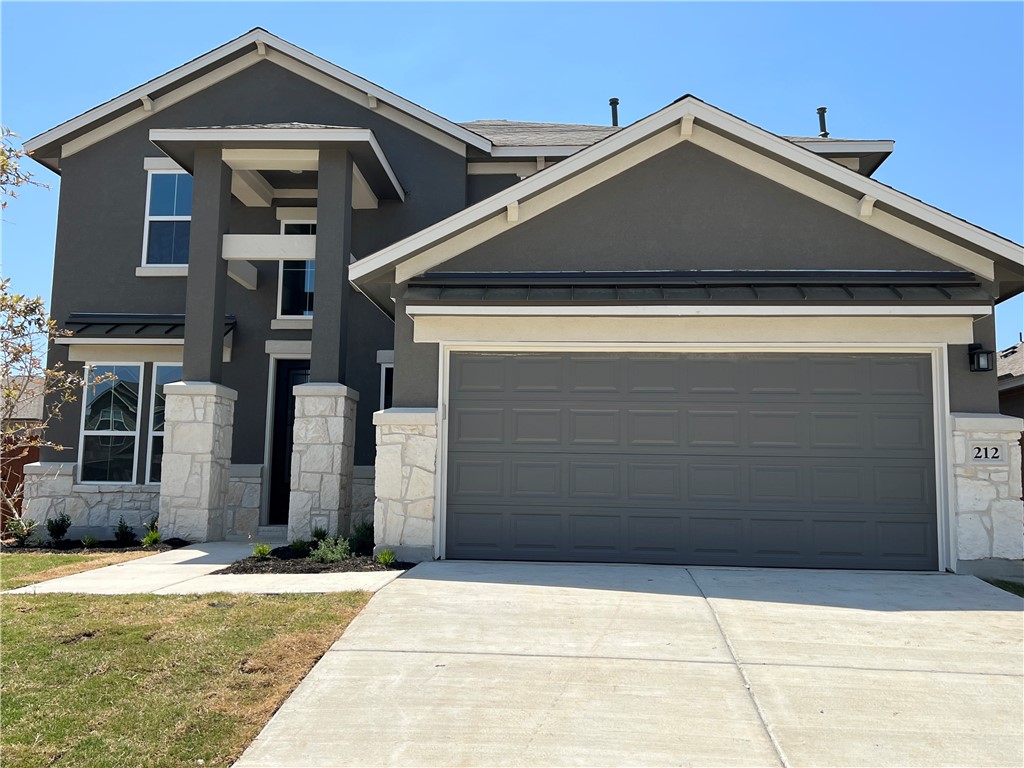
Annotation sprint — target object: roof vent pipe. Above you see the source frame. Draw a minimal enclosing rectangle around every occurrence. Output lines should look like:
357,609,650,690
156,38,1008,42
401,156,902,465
817,106,829,138
609,98,620,127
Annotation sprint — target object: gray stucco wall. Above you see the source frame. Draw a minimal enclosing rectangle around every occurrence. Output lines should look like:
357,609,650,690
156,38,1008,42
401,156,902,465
444,142,958,274
467,174,520,206
44,59,467,468
948,313,1000,414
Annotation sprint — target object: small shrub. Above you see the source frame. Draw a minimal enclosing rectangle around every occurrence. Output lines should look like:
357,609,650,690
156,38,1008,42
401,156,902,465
81,535,100,549
289,538,311,556
144,516,159,535
375,549,396,566
7,517,37,547
141,530,162,549
252,543,272,560
113,516,137,547
310,525,330,542
46,511,72,543
310,536,351,564
350,521,374,556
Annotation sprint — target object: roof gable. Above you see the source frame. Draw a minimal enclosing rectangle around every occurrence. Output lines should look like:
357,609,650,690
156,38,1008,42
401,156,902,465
25,28,491,170
350,95,1023,291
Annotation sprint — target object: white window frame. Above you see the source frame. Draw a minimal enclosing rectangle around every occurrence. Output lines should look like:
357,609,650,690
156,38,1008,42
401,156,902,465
141,169,192,267
146,362,182,485
78,362,144,485
277,219,317,319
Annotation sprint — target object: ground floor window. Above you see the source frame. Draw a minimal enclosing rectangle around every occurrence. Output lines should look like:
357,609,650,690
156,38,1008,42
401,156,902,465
79,364,142,483
147,364,183,483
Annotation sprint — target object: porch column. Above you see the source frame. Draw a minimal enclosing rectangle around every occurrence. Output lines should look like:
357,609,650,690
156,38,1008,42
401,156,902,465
288,147,358,540
159,147,236,542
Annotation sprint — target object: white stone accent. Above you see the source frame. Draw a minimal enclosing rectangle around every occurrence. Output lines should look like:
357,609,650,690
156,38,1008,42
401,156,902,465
287,384,358,542
225,464,263,539
158,382,236,542
372,408,438,562
951,413,1024,565
22,463,161,539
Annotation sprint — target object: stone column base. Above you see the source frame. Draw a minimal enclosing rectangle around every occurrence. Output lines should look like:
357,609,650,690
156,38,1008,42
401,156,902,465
951,413,1024,568
158,382,236,542
287,384,358,542
373,408,438,563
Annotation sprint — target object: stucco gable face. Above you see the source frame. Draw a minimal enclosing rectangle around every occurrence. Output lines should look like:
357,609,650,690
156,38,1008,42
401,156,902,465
441,142,960,276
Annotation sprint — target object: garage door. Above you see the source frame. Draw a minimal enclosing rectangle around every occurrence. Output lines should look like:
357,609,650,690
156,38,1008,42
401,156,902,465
445,352,938,570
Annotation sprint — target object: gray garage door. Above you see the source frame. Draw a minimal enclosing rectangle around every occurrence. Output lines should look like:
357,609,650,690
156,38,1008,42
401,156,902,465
445,352,938,570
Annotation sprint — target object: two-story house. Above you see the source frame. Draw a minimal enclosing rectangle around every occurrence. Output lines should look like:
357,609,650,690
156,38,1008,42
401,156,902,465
22,29,1024,578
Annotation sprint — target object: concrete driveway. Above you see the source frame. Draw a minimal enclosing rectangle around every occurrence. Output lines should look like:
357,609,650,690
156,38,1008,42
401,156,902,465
234,563,1023,768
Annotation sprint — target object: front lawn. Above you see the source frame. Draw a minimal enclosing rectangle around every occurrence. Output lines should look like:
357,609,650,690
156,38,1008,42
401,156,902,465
0,550,158,590
0,592,369,767
986,578,1024,598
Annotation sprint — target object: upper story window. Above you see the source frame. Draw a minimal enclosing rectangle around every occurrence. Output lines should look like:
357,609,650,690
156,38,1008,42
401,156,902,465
143,171,193,265
279,222,316,317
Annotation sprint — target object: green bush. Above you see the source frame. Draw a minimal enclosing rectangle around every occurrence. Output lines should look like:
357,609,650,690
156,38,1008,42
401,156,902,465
350,521,374,557
144,516,159,535
45,512,72,544
141,530,162,549
6,517,37,547
113,516,137,547
81,535,100,549
310,525,330,542
252,543,272,560
310,536,351,564
375,549,396,566
289,538,311,556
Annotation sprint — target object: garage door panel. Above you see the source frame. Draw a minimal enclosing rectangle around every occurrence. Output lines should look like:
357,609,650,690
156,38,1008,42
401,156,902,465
446,352,938,570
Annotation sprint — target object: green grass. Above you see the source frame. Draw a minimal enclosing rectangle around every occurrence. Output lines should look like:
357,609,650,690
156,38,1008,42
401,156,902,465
0,550,155,590
985,578,1024,598
0,592,369,767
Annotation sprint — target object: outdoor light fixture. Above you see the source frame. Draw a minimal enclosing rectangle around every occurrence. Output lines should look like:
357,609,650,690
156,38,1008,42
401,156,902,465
968,343,995,372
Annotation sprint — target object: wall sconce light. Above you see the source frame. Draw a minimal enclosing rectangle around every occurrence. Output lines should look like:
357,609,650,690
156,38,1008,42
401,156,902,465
968,343,995,373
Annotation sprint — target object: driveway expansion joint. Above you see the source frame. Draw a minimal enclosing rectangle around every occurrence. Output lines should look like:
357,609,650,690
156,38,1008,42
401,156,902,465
686,567,791,768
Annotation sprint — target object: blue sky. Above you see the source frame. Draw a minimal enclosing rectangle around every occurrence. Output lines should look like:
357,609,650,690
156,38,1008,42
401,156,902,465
2,1,1022,346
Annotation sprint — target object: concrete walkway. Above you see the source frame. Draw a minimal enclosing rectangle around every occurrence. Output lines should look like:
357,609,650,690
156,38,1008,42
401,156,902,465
235,561,1024,768
4,542,402,595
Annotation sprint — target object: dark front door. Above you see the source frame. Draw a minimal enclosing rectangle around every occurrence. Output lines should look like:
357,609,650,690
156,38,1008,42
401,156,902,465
445,352,938,570
268,359,310,525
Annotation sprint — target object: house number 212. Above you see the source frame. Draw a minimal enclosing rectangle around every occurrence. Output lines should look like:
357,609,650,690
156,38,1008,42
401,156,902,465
974,446,1000,460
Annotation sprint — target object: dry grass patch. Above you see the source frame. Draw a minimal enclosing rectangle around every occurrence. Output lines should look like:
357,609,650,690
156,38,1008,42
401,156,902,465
0,592,369,767
0,550,158,590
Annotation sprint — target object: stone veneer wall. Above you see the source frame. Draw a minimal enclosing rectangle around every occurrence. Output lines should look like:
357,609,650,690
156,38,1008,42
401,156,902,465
287,384,358,542
158,382,236,542
373,408,438,562
22,462,160,540
225,465,264,539
952,413,1024,576
351,467,375,529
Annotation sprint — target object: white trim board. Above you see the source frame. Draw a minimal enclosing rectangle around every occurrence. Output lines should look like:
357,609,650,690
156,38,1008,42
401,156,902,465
405,304,992,318
350,96,1021,285
25,29,490,164
431,341,954,571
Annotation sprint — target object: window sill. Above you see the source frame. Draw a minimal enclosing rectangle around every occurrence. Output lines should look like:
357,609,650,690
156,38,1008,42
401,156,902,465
136,265,188,277
271,317,313,330
72,483,160,494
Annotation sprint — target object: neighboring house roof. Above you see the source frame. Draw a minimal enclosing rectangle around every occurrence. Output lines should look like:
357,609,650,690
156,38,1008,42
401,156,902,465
460,120,620,147
350,94,1024,296
24,28,493,169
997,341,1024,392
3,377,45,423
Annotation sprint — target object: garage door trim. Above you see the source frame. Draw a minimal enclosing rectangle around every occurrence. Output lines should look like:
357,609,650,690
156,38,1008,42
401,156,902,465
435,342,953,571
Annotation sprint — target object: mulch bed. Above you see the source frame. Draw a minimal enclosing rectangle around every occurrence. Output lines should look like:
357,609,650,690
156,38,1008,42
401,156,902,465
0,538,191,555
214,545,413,575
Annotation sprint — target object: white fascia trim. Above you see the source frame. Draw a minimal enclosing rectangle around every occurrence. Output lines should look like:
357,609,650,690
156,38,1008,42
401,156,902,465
350,97,1020,282
25,28,491,156
796,140,895,155
405,304,993,318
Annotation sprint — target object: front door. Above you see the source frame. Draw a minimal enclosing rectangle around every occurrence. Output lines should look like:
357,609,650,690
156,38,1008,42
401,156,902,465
268,359,311,525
